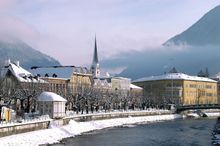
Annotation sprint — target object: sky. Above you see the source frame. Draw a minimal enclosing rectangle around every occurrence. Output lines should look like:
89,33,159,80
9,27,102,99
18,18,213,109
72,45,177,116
0,0,220,66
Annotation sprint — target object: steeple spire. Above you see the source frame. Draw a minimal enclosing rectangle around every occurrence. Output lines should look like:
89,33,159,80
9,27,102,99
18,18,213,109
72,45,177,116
93,35,99,64
90,35,100,78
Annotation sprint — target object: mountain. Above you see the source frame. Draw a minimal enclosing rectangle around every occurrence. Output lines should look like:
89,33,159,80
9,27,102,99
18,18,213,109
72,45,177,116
0,39,61,69
101,6,220,80
164,5,220,46
101,46,220,80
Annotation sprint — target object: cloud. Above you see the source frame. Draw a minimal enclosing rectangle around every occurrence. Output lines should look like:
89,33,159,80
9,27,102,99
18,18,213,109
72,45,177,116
0,0,14,11
0,16,39,41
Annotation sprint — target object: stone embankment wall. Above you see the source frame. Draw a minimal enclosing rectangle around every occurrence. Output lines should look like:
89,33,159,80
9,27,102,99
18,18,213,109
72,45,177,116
0,110,172,137
63,110,173,125
0,120,50,137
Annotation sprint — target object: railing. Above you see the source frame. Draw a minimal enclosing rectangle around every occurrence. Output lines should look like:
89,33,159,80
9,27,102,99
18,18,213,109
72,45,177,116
0,115,51,127
176,104,220,113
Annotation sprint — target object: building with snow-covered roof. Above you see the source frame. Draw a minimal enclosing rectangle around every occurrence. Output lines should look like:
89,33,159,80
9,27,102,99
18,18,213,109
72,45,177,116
0,60,48,93
133,72,218,106
37,92,67,118
1,60,46,83
0,60,49,115
30,65,93,97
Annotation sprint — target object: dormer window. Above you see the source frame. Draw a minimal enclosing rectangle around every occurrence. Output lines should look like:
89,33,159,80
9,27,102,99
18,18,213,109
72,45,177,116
52,73,57,78
23,75,27,80
45,73,49,77
34,76,39,80
28,76,33,80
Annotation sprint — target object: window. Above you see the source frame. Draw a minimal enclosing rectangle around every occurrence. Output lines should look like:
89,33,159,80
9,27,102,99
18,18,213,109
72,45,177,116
190,84,197,88
206,85,212,89
206,93,213,97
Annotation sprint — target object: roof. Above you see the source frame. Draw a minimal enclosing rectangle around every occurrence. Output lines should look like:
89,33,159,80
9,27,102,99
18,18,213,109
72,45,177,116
112,76,131,81
169,67,178,73
2,63,46,83
30,67,73,78
37,92,67,102
130,84,143,89
133,73,217,83
30,67,90,79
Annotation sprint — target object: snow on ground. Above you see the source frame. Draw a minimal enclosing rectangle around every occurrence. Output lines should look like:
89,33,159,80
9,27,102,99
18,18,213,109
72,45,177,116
0,114,181,146
206,112,220,117
186,113,200,118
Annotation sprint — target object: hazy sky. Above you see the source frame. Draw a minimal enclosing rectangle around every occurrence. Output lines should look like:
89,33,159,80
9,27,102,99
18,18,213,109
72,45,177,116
0,0,220,66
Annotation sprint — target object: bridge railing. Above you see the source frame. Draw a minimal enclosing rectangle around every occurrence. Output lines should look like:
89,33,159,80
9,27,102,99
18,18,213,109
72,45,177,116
175,104,220,113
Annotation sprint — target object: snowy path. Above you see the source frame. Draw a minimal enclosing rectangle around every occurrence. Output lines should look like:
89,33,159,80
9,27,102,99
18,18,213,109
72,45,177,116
0,114,181,146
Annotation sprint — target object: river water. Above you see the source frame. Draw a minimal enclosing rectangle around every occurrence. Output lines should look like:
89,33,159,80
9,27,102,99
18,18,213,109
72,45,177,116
53,118,216,146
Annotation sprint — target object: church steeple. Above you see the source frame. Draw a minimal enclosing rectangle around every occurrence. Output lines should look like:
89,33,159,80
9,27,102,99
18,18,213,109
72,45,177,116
93,36,99,64
91,36,100,78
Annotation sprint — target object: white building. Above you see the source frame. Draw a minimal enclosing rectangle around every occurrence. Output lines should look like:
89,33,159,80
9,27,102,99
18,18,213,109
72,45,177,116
111,77,131,91
37,92,67,119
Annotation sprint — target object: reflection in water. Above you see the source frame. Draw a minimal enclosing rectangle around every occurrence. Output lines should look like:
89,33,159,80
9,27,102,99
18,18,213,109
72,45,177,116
53,118,216,146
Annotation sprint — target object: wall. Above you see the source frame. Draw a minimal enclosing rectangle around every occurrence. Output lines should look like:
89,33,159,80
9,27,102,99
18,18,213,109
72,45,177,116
0,120,50,137
183,80,218,105
0,111,172,137
63,110,172,125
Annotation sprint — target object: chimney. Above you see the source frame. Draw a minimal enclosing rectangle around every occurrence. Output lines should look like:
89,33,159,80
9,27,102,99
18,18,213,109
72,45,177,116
15,61,20,67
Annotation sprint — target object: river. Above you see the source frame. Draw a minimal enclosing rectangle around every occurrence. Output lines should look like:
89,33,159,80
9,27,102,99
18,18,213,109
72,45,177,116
52,118,216,146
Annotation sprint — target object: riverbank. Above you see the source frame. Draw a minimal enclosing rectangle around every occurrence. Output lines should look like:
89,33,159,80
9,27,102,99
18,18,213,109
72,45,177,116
0,113,181,146
55,118,216,146
0,109,219,146
212,117,220,145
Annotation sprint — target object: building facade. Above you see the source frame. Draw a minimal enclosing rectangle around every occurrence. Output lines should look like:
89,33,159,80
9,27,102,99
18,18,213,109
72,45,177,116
133,72,218,106
69,68,93,95
40,77,69,96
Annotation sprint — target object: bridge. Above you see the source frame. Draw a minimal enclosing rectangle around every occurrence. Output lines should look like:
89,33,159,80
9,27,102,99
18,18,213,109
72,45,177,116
176,104,220,113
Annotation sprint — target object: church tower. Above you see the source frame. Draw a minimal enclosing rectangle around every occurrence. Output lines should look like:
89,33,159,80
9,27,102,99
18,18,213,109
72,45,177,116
90,36,100,78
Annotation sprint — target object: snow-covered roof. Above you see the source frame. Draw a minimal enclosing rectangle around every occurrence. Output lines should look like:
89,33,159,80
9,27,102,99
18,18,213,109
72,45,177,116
133,73,217,83
130,84,143,89
30,67,91,79
37,92,67,102
2,62,46,83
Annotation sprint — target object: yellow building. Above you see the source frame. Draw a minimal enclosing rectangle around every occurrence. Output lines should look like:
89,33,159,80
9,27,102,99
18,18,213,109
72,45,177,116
39,67,93,96
133,72,218,106
69,69,93,95
40,77,69,95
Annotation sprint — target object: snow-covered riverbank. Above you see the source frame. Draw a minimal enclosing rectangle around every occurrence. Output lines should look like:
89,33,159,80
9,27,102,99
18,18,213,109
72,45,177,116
0,114,182,146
